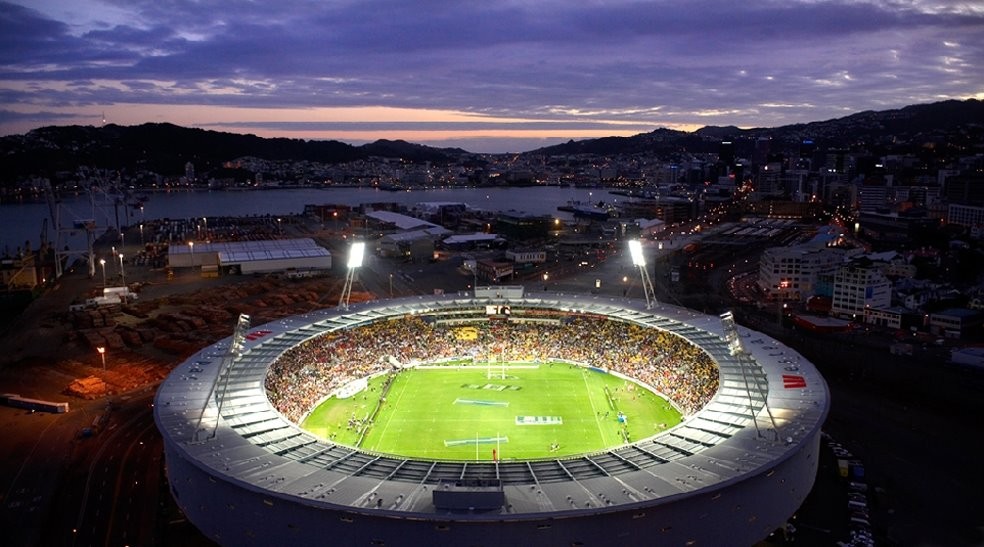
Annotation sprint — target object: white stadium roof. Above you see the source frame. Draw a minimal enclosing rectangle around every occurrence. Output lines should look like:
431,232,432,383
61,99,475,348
168,238,331,267
155,293,828,546
366,210,441,230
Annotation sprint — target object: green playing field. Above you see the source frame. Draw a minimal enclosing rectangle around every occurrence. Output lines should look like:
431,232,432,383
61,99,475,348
300,363,682,460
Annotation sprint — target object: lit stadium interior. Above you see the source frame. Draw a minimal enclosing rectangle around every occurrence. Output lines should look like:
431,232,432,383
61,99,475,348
155,288,828,546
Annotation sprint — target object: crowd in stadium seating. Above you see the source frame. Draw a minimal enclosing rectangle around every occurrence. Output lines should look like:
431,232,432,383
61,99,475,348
265,314,720,423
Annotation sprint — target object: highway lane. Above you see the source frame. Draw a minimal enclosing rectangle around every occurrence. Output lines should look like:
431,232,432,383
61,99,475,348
68,392,160,547
0,401,97,547
106,419,162,547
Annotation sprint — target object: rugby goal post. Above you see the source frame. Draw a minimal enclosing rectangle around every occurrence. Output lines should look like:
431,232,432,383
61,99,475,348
487,345,506,380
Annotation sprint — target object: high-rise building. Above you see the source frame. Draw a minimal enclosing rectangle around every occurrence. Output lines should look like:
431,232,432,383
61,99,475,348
718,141,735,169
752,137,771,167
944,174,984,206
831,260,892,320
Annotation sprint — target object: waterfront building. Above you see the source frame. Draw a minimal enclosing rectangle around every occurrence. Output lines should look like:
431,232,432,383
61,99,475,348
495,211,554,240
167,239,332,275
377,229,443,260
1,253,39,289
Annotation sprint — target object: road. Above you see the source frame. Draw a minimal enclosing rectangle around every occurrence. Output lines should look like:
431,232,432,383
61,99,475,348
2,219,982,546
67,391,162,547
0,399,96,546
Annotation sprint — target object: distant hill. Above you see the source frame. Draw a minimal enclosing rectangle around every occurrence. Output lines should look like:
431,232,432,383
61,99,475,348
1,99,982,186
531,99,984,157
360,139,470,162
0,123,470,185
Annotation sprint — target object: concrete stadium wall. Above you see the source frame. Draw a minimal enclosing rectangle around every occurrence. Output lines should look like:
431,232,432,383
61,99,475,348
162,428,822,547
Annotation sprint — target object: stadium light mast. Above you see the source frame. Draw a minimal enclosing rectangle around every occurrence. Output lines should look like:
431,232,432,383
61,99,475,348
194,313,251,442
629,240,657,309
339,241,365,310
720,311,780,442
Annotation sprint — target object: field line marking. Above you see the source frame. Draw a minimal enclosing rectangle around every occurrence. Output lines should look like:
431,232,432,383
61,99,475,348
580,367,609,445
454,398,509,407
372,369,412,450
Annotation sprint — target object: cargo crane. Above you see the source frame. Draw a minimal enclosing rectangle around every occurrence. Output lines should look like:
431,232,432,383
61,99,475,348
44,175,128,279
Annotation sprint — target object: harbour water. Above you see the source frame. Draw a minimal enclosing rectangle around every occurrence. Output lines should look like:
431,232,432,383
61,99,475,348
1,186,617,254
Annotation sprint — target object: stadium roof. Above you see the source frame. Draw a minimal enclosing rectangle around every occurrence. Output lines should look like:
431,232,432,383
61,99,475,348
156,293,828,520
366,210,441,231
379,227,450,243
443,233,501,245
635,218,665,230
168,238,331,265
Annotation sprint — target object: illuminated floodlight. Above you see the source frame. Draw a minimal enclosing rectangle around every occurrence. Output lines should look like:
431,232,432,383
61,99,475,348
627,239,657,309
628,239,646,266
339,241,366,309
347,241,366,268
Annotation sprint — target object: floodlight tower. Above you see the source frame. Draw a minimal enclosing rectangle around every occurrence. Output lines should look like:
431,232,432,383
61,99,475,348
629,240,657,309
194,313,251,442
339,241,365,310
720,311,780,442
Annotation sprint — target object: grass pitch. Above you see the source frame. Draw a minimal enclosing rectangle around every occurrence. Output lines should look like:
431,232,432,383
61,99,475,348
301,362,682,461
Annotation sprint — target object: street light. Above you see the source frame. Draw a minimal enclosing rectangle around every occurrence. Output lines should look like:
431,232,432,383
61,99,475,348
543,272,549,291
96,346,106,369
466,262,478,290
189,241,195,266
389,273,394,298
119,253,125,289
777,281,789,325
99,259,107,286
139,223,144,245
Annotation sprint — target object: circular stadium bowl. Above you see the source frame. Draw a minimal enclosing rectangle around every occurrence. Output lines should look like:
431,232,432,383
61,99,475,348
155,292,828,547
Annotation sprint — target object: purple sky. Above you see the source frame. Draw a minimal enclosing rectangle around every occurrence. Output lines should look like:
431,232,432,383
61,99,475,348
1,1,982,152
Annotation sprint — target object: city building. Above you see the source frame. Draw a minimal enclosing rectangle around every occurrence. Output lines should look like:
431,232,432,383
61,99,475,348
946,203,984,235
857,209,939,250
758,245,846,301
495,211,554,240
475,258,514,282
830,259,892,320
377,229,444,261
929,308,984,339
864,305,908,330
503,248,546,264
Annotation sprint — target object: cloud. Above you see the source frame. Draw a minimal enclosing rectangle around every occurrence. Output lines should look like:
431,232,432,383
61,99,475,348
0,108,89,123
207,120,659,132
1,0,983,149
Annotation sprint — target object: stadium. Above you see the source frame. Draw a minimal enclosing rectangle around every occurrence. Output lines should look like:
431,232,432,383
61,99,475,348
155,286,828,546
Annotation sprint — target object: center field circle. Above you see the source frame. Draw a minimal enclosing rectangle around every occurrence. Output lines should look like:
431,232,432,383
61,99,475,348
301,362,683,460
